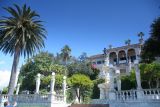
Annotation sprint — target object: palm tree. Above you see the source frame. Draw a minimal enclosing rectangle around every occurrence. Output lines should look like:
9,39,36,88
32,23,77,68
125,39,131,45
138,32,144,44
60,45,71,65
0,4,46,95
138,32,144,39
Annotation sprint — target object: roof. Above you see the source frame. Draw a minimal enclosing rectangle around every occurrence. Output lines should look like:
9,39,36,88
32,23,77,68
89,54,104,59
89,43,142,59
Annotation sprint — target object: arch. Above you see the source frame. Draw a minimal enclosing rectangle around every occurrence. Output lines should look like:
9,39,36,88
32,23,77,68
127,48,136,62
109,52,117,65
118,50,127,64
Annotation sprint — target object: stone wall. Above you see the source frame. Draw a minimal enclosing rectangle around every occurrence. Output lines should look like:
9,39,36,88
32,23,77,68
92,99,160,107
70,104,109,107
110,101,160,107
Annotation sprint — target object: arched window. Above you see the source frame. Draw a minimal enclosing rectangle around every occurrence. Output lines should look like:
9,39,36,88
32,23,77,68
118,50,127,64
109,52,117,65
127,49,136,62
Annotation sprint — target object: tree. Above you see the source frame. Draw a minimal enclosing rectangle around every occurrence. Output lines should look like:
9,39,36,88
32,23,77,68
121,69,136,90
125,39,131,45
0,4,46,95
60,45,71,65
78,52,88,62
138,32,144,39
68,74,93,103
141,17,160,63
140,62,160,88
19,52,66,92
67,60,94,77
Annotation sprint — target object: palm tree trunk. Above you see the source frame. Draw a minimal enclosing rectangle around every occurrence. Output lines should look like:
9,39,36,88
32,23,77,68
8,50,20,95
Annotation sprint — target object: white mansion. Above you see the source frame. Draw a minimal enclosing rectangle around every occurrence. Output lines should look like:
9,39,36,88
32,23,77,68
89,43,142,75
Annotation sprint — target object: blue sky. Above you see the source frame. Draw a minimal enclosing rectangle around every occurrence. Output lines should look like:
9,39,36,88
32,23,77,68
0,0,160,72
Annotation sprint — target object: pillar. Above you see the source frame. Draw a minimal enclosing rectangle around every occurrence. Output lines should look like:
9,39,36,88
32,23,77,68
50,72,55,94
16,83,20,95
109,71,114,91
134,60,142,90
35,73,41,94
63,76,67,103
117,78,121,91
116,69,121,91
125,50,128,63
116,52,119,65
98,84,105,99
104,53,110,66
135,48,141,60
129,59,132,72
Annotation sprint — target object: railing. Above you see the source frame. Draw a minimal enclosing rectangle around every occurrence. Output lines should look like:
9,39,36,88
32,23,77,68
0,94,64,103
0,95,8,100
115,89,160,101
9,94,51,103
116,90,137,100
143,89,160,100
54,95,64,102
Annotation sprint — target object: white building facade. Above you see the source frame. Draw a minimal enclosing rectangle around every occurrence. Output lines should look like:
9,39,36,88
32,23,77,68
89,43,142,75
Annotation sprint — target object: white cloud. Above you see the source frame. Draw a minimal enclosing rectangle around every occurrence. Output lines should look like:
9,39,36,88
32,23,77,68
0,70,11,90
0,70,19,90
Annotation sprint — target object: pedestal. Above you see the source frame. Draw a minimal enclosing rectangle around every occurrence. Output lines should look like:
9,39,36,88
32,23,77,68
136,89,144,99
109,91,116,100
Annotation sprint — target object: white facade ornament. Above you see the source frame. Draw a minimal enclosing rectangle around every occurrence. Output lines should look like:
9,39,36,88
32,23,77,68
128,60,132,72
104,54,110,66
63,76,67,103
35,73,41,94
50,72,55,94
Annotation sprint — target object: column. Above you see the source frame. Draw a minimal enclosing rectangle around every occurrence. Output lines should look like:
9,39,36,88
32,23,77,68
134,60,142,90
125,50,128,63
116,52,119,65
16,83,20,95
109,71,114,91
50,72,55,94
135,48,141,60
128,60,132,72
116,69,121,91
117,78,121,91
98,84,105,99
35,73,41,94
63,76,67,103
108,70,116,100
105,54,110,66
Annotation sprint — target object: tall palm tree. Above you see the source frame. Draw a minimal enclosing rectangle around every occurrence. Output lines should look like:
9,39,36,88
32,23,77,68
60,45,71,65
0,4,46,95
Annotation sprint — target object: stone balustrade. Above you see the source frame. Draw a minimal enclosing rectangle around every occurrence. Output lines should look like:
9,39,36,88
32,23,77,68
116,90,137,100
54,95,64,102
115,89,160,101
143,89,160,100
0,94,64,103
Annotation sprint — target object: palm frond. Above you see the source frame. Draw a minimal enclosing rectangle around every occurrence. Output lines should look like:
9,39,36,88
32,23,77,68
0,4,46,58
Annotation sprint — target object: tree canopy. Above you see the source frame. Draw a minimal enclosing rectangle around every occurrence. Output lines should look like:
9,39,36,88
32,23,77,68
68,74,93,103
19,52,66,92
141,17,160,63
